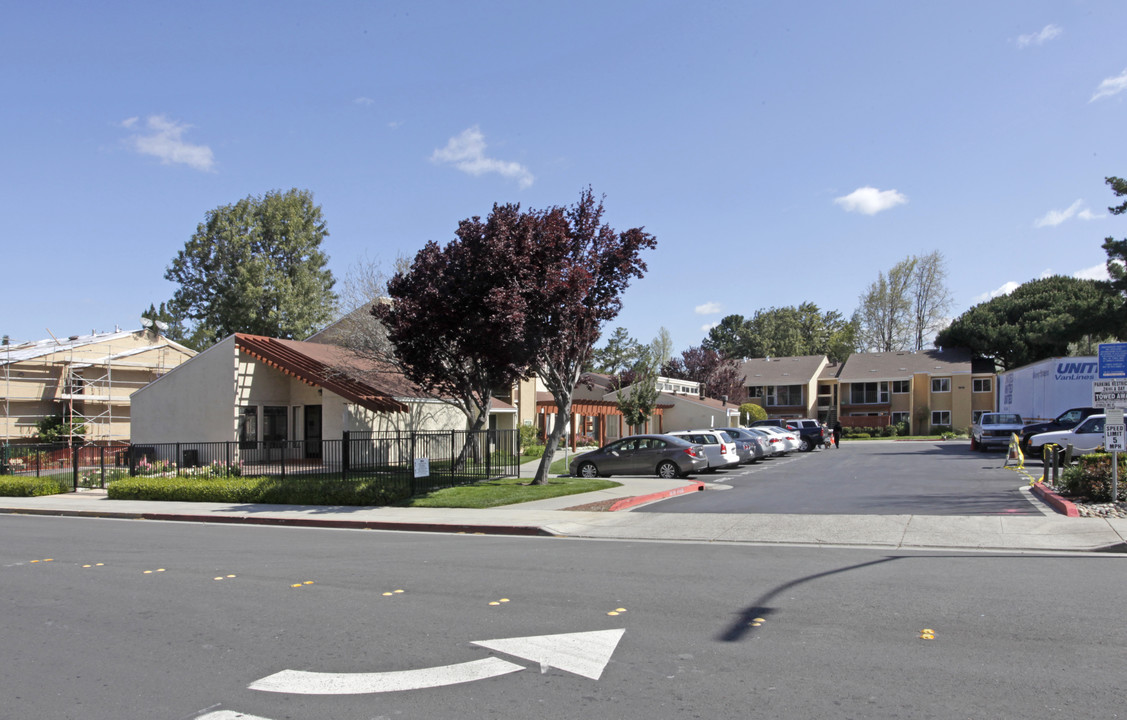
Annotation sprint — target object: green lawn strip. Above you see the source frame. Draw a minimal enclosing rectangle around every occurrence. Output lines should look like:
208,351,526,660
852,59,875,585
401,476,620,509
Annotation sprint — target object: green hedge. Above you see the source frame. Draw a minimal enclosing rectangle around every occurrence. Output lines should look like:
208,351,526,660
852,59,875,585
107,475,411,506
0,475,71,497
1059,453,1127,503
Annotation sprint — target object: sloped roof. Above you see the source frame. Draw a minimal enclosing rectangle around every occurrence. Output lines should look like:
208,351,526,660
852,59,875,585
235,334,410,413
740,355,829,385
837,348,973,381
2,329,138,364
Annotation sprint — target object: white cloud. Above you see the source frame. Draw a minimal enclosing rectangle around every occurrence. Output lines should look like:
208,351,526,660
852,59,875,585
972,281,1019,304
701,321,719,333
1091,68,1127,102
1016,24,1062,48
431,126,534,189
120,115,214,172
1033,199,1101,227
354,96,375,106
1073,263,1111,281
833,186,908,215
695,301,722,315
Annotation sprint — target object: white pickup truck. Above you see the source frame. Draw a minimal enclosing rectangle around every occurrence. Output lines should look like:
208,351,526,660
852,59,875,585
970,413,1024,451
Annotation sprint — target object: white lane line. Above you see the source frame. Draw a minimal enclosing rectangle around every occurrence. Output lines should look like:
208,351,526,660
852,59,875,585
196,712,276,720
248,656,524,695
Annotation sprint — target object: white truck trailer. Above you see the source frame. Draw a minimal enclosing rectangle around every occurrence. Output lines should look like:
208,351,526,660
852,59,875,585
996,356,1097,423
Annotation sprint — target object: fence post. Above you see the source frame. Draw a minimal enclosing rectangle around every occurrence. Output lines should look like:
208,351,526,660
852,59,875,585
100,447,106,488
485,430,491,478
226,442,232,477
176,443,181,476
342,431,350,481
72,444,79,491
0,443,8,475
36,448,41,477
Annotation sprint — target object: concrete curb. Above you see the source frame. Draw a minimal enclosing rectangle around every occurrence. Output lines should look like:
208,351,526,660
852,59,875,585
0,506,553,536
1030,481,1080,517
608,481,706,512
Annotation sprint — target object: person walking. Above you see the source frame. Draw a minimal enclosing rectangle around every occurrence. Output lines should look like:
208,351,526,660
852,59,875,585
832,420,842,448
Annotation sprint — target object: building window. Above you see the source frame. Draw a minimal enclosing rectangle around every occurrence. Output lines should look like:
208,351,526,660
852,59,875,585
263,406,288,448
238,406,258,449
931,377,951,393
973,378,992,393
849,381,889,405
891,411,909,426
747,386,763,398
892,380,910,394
972,410,985,424
932,410,951,427
767,385,802,406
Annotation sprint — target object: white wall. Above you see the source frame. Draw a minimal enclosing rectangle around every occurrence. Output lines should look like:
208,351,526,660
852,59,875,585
130,336,237,443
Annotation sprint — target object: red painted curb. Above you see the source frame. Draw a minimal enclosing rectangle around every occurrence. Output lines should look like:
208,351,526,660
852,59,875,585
1030,482,1080,517
608,481,706,512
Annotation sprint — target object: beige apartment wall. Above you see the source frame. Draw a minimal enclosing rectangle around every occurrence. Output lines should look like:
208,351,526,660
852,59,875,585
340,399,465,436
131,336,237,444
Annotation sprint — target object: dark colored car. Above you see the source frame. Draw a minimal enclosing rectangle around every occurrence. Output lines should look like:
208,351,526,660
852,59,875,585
569,434,708,479
1019,407,1102,451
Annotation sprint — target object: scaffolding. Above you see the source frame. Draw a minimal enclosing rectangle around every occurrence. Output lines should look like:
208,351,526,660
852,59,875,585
2,329,193,446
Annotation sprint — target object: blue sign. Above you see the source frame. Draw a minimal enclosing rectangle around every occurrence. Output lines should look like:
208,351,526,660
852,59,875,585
1098,343,1127,379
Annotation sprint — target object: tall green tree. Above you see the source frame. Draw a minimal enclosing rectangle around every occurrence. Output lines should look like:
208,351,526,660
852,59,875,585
1101,175,1127,336
613,347,660,432
590,326,642,375
703,305,856,362
935,275,1121,370
165,188,337,347
140,302,191,346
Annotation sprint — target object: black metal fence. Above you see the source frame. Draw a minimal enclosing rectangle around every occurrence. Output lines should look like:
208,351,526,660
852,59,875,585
3,430,520,496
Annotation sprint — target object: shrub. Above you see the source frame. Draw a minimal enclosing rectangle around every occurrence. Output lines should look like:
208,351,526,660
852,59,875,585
851,432,872,439
931,425,953,436
107,475,411,506
522,444,546,459
881,424,897,437
0,475,71,497
740,402,767,424
518,424,540,450
1058,453,1127,503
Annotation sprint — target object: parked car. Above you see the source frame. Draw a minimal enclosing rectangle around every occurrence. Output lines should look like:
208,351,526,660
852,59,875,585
569,434,707,479
785,419,828,452
1027,414,1108,458
668,430,741,471
751,418,825,452
743,427,781,456
970,412,1024,451
712,427,768,461
1019,407,1102,452
756,425,799,454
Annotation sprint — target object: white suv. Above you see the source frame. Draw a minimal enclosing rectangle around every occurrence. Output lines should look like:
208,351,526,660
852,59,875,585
668,430,741,471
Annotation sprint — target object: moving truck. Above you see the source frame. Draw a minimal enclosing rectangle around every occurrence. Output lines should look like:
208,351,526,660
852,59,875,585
996,357,1097,423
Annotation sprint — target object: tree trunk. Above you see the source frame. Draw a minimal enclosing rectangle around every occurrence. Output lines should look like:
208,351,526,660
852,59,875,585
532,394,571,485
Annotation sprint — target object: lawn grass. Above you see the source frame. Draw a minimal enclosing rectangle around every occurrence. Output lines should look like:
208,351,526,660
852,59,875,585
399,475,619,509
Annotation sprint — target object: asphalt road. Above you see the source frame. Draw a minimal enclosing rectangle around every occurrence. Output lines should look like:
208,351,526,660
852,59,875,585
639,439,1043,515
3,515,1124,720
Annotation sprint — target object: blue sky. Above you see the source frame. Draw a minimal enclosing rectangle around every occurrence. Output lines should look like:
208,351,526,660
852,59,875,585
3,1,1126,354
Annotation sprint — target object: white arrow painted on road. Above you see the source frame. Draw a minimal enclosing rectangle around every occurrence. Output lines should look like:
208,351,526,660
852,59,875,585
248,628,625,695
473,628,625,680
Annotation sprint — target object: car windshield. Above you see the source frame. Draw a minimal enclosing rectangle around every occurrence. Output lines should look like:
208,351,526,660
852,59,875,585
988,414,1021,424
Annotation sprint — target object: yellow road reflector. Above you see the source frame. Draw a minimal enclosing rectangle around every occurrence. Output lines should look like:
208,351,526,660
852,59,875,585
616,607,627,612
143,570,152,574
922,628,934,634
752,617,766,623
214,577,224,581
227,574,236,578
82,565,92,568
499,598,509,603
751,622,762,627
394,589,404,594
96,563,104,566
489,601,500,606
607,611,619,616
303,581,313,585
920,633,935,640
382,592,393,596
30,560,39,563
44,558,54,562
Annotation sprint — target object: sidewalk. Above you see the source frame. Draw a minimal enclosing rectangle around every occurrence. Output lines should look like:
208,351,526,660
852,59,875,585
2,450,1125,553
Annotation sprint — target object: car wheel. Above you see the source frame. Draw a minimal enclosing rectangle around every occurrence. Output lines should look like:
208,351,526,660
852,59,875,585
798,437,811,452
656,460,679,479
576,462,599,478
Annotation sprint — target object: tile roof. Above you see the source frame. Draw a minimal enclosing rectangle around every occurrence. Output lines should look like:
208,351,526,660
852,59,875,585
235,334,410,413
837,348,974,381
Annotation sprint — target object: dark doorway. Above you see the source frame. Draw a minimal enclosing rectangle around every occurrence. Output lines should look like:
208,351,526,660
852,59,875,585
304,405,322,459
